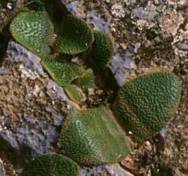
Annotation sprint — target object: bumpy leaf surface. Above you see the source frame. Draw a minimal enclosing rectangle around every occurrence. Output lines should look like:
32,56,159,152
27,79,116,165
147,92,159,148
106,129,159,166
10,11,54,57
60,106,130,165
58,15,94,55
87,31,114,72
42,56,82,86
113,72,182,141
23,154,80,176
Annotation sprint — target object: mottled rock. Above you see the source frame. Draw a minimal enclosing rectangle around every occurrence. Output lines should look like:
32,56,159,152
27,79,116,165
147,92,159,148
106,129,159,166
0,41,75,156
0,159,6,176
159,10,184,36
81,164,133,176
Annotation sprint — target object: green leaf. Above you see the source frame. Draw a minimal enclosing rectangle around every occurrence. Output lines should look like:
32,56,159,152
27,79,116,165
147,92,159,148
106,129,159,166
64,84,86,104
87,31,114,72
42,56,82,86
57,15,94,55
23,154,80,176
113,72,182,141
75,69,96,89
10,11,54,57
59,106,131,165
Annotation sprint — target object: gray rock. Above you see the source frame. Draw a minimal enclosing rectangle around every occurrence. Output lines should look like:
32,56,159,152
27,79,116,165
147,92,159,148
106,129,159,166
80,164,133,176
0,41,75,157
6,41,45,77
0,159,5,176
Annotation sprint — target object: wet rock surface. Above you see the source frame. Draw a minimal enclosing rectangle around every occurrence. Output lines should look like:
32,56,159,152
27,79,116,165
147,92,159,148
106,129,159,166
0,0,188,176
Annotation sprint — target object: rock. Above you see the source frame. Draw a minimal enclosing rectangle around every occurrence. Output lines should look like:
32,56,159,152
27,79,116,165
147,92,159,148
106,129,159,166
81,164,134,176
0,159,6,176
0,41,75,157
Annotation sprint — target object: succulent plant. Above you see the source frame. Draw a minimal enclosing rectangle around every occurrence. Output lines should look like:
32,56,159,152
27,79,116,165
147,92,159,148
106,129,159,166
75,69,96,89
22,154,80,176
64,84,86,104
27,0,46,10
42,55,83,86
113,72,182,141
0,0,183,173
57,15,94,55
87,31,114,72
59,106,130,165
10,10,54,57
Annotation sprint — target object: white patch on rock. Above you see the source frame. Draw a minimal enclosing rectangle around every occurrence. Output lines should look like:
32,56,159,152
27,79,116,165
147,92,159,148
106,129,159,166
109,50,136,86
131,3,158,21
86,11,111,32
61,0,85,18
111,4,126,18
105,164,134,176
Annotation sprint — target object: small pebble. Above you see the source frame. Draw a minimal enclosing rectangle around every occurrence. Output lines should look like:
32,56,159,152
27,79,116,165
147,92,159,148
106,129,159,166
6,2,13,10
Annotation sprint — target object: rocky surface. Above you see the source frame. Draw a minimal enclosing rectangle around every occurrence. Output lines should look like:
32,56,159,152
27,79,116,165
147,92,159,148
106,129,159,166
0,0,188,176
0,158,6,176
0,39,133,176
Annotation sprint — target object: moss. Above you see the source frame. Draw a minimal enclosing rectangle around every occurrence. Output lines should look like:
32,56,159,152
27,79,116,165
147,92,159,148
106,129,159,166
42,55,83,86
10,11,54,57
87,31,114,72
59,106,130,165
57,15,94,55
113,72,182,141
23,154,80,176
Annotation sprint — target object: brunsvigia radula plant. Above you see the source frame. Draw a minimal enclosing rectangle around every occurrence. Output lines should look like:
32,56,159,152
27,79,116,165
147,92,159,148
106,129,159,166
0,0,182,175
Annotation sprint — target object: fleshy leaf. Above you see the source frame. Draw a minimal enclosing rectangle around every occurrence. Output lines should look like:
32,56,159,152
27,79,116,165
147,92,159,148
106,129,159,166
10,11,54,57
57,15,94,55
23,154,80,176
113,72,182,141
75,69,96,89
42,56,82,86
64,84,86,104
87,31,114,72
59,106,130,165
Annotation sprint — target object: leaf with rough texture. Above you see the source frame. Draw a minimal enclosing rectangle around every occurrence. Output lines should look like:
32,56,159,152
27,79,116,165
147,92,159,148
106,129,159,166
113,72,182,141
10,11,54,57
57,15,94,55
75,69,96,89
42,56,82,86
23,154,80,176
64,84,86,104
87,31,114,72
60,106,130,165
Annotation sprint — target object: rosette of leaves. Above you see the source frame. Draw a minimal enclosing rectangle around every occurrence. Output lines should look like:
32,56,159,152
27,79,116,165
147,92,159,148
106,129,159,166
42,55,82,87
59,106,130,165
23,154,80,176
87,31,114,72
10,10,54,57
113,72,182,141
57,15,94,55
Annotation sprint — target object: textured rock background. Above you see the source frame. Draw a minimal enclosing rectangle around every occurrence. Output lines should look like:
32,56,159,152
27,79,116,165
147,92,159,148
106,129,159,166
0,0,188,176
